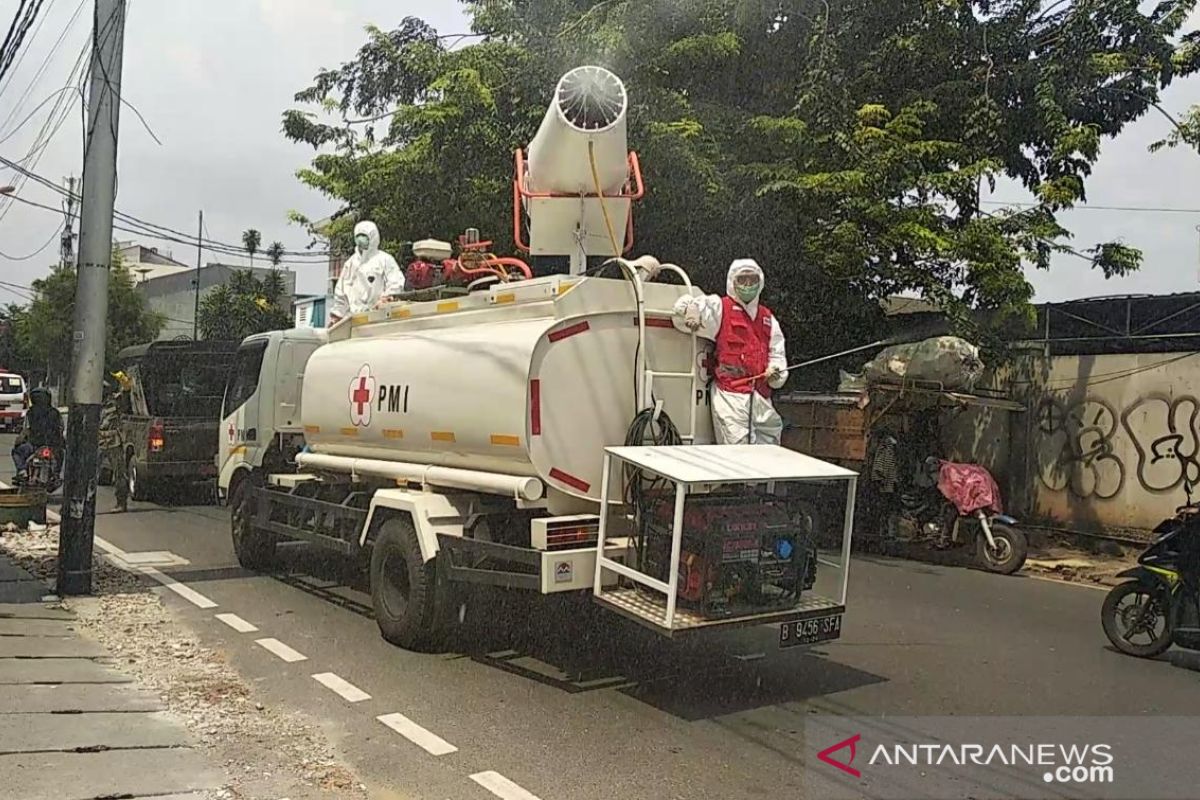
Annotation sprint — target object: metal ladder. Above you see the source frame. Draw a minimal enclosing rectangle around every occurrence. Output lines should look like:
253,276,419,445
632,267,700,443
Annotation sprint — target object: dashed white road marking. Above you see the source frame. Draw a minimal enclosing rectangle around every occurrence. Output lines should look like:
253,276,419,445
312,672,371,703
470,771,544,800
140,566,218,609
255,637,308,663
376,712,457,756
215,613,258,633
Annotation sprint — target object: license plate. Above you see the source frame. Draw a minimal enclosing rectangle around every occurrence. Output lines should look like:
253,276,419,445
779,614,842,648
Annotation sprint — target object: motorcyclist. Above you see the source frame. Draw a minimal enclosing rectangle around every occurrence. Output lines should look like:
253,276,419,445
12,387,64,481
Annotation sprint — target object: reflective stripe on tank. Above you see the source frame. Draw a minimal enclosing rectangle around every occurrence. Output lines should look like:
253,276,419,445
436,301,460,313
490,434,520,447
383,429,404,440
339,427,359,437
634,316,674,329
389,307,412,319
530,380,541,436
304,425,320,435
351,314,369,325
431,431,456,443
548,321,589,342
494,292,516,304
549,468,590,493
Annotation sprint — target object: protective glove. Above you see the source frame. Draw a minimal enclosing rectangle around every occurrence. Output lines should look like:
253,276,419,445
629,255,662,281
683,301,702,332
767,365,785,385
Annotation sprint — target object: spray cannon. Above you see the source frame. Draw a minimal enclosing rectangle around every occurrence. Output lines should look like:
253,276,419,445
514,66,645,275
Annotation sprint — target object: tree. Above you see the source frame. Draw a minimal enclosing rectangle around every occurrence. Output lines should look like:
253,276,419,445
266,241,285,268
18,248,164,387
0,303,34,380
283,3,1199,361
242,229,262,267
197,269,292,342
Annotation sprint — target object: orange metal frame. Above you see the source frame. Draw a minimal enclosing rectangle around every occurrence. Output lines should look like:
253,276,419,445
512,149,644,255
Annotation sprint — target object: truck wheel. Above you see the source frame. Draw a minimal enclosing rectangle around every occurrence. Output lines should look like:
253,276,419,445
128,457,156,502
369,516,439,651
230,478,275,570
97,455,113,487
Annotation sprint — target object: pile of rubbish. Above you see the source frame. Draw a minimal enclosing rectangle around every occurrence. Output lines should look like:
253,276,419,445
839,336,984,392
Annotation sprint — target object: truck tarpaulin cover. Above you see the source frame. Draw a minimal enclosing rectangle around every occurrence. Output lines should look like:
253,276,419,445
862,336,984,390
937,461,1002,516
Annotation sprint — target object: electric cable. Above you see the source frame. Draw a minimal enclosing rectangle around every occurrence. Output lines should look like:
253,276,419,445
0,219,62,260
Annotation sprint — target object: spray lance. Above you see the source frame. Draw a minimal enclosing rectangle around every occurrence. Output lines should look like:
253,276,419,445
727,336,916,390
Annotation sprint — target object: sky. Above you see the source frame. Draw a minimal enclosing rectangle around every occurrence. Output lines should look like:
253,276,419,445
0,1,1198,306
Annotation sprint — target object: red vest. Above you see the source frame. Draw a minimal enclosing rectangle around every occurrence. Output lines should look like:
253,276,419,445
714,296,774,397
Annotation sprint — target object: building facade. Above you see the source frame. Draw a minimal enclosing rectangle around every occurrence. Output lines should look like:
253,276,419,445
137,263,296,340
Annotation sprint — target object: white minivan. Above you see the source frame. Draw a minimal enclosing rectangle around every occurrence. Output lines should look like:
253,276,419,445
0,371,28,432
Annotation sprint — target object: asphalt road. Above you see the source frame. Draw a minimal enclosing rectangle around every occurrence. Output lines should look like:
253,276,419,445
10,440,1200,800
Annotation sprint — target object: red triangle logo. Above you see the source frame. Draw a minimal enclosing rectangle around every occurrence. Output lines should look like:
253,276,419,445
818,733,862,778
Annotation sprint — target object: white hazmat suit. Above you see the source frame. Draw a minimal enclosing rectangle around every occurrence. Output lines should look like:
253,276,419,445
330,221,405,322
673,259,789,445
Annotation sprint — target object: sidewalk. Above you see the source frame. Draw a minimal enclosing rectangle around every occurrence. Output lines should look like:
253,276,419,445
0,551,221,800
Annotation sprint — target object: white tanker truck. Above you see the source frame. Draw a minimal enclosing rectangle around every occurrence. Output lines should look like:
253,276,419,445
217,67,856,651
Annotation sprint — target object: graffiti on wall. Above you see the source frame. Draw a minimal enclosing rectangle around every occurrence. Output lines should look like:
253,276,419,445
1036,396,1124,500
1036,393,1200,499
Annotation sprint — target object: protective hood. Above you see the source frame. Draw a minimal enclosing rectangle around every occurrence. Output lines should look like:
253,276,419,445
726,258,764,310
353,220,381,260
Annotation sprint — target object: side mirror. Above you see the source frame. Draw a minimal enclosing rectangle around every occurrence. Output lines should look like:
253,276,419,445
1186,477,1195,506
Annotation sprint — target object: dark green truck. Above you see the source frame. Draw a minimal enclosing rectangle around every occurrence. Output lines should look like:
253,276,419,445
99,340,239,500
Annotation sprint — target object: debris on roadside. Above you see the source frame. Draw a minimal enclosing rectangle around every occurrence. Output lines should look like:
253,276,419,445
0,525,367,800
1024,542,1135,587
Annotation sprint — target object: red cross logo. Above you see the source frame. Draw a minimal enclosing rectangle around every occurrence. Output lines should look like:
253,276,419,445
227,421,236,446
348,365,375,427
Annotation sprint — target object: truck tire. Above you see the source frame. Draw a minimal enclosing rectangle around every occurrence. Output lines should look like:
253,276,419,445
369,516,440,651
230,477,276,570
128,457,156,502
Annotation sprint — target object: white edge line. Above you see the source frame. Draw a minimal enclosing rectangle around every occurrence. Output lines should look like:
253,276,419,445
214,612,258,633
140,566,218,609
312,672,371,703
255,637,308,663
469,771,543,800
376,712,457,756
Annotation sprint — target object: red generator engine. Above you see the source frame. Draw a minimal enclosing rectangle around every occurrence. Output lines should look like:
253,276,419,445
404,239,455,290
640,494,817,619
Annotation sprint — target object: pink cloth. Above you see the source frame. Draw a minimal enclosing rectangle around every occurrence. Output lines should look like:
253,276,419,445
937,461,1003,516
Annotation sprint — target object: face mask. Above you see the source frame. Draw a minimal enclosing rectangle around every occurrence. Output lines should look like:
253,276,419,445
735,283,760,303
355,234,370,252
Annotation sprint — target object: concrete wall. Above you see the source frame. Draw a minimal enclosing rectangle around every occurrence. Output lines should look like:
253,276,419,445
1014,350,1199,534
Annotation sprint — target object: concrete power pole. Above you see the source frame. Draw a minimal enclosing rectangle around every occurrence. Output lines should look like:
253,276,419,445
58,0,127,596
193,209,202,339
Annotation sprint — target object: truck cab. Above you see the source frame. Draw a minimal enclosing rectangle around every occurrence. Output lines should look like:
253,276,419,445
218,328,328,502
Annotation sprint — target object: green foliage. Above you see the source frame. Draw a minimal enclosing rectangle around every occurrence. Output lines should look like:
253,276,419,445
283,1,1200,363
241,229,262,266
198,270,291,342
18,248,164,383
265,241,286,267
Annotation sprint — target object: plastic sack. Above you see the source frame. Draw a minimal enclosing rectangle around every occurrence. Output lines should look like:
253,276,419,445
936,461,1002,516
862,336,983,390
837,370,866,393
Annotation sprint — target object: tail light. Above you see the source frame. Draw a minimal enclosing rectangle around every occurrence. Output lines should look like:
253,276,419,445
36,446,52,459
148,418,165,453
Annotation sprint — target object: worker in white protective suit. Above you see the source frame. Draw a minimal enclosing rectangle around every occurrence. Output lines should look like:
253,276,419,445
329,221,406,324
672,259,789,444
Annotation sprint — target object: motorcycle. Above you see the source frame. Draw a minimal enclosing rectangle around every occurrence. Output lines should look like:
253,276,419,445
14,444,61,494
885,456,1028,574
1101,492,1200,659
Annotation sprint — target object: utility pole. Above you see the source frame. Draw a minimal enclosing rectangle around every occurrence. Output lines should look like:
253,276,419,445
193,209,202,339
60,176,77,269
58,0,126,596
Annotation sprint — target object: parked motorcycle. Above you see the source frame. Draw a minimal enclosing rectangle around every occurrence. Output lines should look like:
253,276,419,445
885,457,1028,574
1101,495,1200,659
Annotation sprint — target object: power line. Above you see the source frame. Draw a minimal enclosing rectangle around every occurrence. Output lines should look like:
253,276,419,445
982,200,1200,215
0,0,85,136
0,218,62,260
0,0,50,85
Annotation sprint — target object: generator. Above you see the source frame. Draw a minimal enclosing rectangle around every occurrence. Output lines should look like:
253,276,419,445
639,494,817,619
